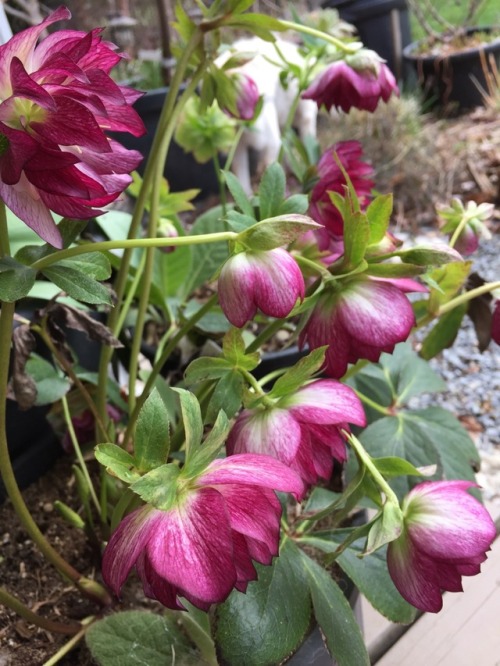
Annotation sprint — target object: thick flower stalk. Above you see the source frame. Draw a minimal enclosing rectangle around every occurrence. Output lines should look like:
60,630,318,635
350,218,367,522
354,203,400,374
302,50,399,113
309,140,374,240
300,277,427,378
102,455,304,611
0,6,144,247
387,481,496,612
227,379,366,485
218,248,305,327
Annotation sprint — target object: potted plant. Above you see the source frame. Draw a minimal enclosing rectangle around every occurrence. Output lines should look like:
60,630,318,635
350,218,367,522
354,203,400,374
0,3,499,665
403,0,500,112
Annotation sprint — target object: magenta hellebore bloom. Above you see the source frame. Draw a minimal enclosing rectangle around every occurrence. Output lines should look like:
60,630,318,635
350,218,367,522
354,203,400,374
102,455,304,610
300,276,427,378
218,248,305,327
227,379,366,485
302,55,399,114
232,73,260,121
0,6,144,247
387,481,496,613
309,140,375,238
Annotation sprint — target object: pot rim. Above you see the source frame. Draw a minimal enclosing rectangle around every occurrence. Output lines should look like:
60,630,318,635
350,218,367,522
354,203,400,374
402,25,500,62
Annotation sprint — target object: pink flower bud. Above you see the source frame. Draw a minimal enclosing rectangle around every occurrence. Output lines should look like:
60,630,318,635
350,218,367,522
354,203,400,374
233,73,260,121
218,248,305,327
387,481,496,612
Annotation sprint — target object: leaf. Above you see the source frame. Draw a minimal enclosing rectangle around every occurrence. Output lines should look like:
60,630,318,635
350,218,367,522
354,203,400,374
299,551,369,666
277,193,309,216
42,265,112,305
269,346,327,398
25,356,70,406
258,163,286,220
215,540,311,666
0,257,36,301
183,205,229,295
95,443,141,484
134,389,170,472
154,238,193,299
305,532,418,624
184,357,233,385
342,211,370,270
226,210,257,233
56,252,111,280
85,610,200,666
419,303,467,359
237,213,319,251
222,328,260,370
426,261,472,314
174,389,203,463
188,409,230,475
223,170,255,217
205,370,244,424
366,193,393,244
129,464,181,508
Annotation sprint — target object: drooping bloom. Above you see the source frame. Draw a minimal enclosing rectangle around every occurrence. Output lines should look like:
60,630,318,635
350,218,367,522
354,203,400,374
102,455,304,610
299,276,427,378
492,300,500,345
227,379,366,485
0,6,145,247
302,51,399,113
225,72,260,121
437,199,493,256
309,140,375,239
387,480,496,612
218,248,305,327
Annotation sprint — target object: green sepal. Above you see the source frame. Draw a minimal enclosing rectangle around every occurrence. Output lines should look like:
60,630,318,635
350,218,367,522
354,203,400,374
365,502,403,555
173,388,204,465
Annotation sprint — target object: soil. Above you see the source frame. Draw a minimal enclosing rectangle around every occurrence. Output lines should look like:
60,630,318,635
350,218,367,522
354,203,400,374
0,107,498,665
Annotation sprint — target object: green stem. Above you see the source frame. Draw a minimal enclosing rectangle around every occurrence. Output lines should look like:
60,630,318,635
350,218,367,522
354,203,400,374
115,247,148,337
448,215,470,249
294,253,331,279
43,617,95,666
439,281,500,315
239,368,274,407
0,203,9,257
0,586,82,636
277,19,360,54
347,433,399,505
61,396,102,517
31,232,238,272
246,318,286,354
354,389,392,416
122,294,219,447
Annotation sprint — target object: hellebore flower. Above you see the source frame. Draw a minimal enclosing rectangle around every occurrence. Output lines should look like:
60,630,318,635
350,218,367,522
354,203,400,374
302,51,399,113
221,72,260,121
387,481,496,612
309,140,374,238
299,276,427,378
218,248,305,327
227,379,366,485
102,455,304,610
0,6,144,247
437,199,494,256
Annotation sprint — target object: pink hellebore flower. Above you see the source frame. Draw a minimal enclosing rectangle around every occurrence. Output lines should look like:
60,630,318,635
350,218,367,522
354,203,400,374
102,454,304,611
309,140,375,239
232,73,260,121
299,276,427,378
0,6,144,247
218,248,305,327
302,55,399,114
227,379,366,485
387,481,496,613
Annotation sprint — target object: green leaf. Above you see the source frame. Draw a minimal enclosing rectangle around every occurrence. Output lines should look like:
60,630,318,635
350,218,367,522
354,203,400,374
183,300,230,334
373,456,428,478
134,389,170,472
427,261,472,314
215,540,311,666
59,252,111,280
366,193,393,244
237,213,318,251
277,193,309,216
396,245,462,266
25,356,70,405
129,464,180,508
184,357,233,385
188,409,230,475
42,265,111,305
342,211,370,270
175,389,204,463
366,503,403,554
305,532,418,624
0,257,36,301
222,328,259,370
86,610,200,666
223,170,255,217
365,262,425,278
299,551,369,666
419,303,467,359
95,443,140,484
183,205,229,296
226,210,257,233
153,235,193,299
258,163,286,220
270,346,327,398
206,370,244,424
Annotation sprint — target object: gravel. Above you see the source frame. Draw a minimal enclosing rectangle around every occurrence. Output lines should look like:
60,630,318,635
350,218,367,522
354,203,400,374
407,230,500,502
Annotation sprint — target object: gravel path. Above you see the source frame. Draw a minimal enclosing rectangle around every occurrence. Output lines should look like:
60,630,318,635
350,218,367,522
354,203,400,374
408,231,500,502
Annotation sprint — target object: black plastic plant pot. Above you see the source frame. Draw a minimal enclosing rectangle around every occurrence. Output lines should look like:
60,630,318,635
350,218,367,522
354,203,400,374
322,0,412,80
403,28,500,113
110,87,220,199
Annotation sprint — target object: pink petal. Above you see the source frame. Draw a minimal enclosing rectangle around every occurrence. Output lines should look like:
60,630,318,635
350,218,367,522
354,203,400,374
289,379,366,426
218,253,259,327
